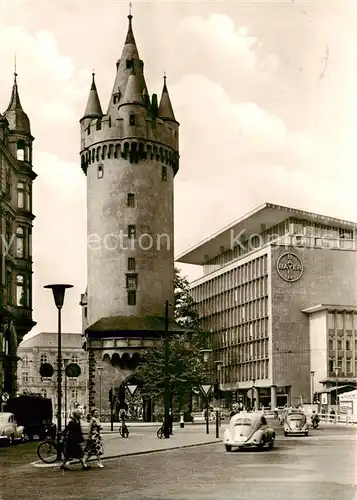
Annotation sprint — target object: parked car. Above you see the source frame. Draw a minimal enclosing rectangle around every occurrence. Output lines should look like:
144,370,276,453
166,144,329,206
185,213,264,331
0,412,25,445
223,412,275,452
4,394,52,440
283,409,309,436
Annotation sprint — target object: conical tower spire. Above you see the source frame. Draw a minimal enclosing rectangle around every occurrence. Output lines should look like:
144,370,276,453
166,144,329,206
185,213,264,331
120,66,145,106
82,72,103,120
107,13,148,116
158,75,176,121
4,72,31,134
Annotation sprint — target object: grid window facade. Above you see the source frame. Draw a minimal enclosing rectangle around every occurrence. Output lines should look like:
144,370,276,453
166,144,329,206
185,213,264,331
327,311,357,377
192,254,270,386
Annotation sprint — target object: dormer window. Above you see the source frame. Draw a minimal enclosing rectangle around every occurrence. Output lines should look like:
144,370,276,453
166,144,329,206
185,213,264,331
129,115,136,126
113,94,119,104
126,59,133,69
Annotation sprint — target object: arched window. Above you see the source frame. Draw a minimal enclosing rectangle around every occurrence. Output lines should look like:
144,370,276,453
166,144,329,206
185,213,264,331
40,354,47,364
16,226,25,258
22,355,29,367
16,141,25,161
16,274,25,306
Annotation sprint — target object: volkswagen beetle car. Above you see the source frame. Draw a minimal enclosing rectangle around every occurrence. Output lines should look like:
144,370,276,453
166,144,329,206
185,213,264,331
283,409,309,436
0,412,25,445
223,412,275,451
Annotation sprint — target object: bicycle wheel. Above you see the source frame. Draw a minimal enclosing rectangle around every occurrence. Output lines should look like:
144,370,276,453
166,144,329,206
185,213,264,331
123,427,129,438
157,427,164,439
37,441,59,463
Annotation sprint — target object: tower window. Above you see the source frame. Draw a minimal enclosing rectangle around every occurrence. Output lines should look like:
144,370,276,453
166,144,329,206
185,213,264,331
127,193,135,207
84,306,87,319
128,290,136,306
97,164,104,179
128,225,136,239
126,59,133,69
126,274,138,289
128,257,136,271
161,166,167,182
113,94,119,104
129,115,136,126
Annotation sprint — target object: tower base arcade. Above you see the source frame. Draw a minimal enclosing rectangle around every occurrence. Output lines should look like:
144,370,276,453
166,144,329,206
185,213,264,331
84,318,189,422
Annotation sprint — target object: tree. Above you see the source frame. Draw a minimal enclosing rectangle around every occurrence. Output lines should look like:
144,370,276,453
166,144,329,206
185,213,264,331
136,268,210,410
136,333,208,409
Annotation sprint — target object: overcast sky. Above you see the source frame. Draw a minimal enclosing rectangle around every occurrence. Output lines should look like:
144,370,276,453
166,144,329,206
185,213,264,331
1,0,356,338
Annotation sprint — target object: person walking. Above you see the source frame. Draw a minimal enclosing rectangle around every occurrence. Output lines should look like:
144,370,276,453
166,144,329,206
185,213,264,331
60,410,89,470
85,408,104,468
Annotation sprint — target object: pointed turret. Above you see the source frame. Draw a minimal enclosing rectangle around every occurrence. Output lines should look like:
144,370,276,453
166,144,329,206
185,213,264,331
4,72,31,135
119,67,145,107
81,72,103,121
107,13,148,116
158,75,176,121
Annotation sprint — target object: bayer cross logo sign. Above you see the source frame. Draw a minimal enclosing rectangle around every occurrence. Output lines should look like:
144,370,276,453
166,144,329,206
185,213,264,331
277,252,303,282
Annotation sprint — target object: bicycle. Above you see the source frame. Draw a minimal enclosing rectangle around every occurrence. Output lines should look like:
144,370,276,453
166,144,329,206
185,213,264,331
37,434,64,463
157,424,165,439
118,420,129,438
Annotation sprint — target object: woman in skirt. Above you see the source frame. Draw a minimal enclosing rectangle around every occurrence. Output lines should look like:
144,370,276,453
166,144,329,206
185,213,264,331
60,410,89,470
85,408,104,467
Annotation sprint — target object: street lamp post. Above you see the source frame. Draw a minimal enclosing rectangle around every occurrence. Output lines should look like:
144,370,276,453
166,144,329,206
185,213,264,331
44,283,73,460
97,367,103,419
200,348,212,435
334,366,339,423
251,378,256,411
310,371,315,404
164,300,170,439
215,360,223,439
63,358,69,427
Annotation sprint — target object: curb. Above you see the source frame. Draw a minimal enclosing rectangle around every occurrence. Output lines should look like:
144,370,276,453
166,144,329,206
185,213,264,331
31,439,222,467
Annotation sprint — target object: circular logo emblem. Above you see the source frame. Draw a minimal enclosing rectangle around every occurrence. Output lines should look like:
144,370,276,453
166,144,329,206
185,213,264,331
277,252,303,282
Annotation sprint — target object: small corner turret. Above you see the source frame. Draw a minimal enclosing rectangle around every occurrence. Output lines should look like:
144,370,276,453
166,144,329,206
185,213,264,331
158,75,177,123
4,72,32,137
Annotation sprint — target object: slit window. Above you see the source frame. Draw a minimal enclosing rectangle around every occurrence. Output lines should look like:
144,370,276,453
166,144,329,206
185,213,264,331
128,290,136,306
161,166,167,182
128,225,136,239
129,115,136,126
126,274,138,289
97,164,104,179
128,257,136,271
127,193,135,207
126,59,133,69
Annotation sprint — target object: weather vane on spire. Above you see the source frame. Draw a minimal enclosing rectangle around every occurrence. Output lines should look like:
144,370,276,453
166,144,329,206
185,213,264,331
129,1,132,16
14,54,18,82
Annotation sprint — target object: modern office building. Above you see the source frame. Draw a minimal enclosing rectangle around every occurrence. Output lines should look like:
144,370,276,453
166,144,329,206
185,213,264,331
17,332,88,417
0,74,36,398
177,203,357,408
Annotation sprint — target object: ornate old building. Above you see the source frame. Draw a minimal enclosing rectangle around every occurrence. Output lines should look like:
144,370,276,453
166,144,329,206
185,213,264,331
79,13,184,419
0,73,36,398
17,332,88,418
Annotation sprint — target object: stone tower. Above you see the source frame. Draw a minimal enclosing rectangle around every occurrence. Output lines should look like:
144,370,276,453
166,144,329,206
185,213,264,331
0,73,36,397
80,14,181,419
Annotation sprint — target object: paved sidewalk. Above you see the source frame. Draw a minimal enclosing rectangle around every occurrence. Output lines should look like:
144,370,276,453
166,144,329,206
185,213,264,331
32,425,224,467
98,425,223,460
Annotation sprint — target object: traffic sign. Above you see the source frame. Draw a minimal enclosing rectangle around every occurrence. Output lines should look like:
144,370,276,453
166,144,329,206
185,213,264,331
127,384,137,396
39,363,54,378
200,384,212,396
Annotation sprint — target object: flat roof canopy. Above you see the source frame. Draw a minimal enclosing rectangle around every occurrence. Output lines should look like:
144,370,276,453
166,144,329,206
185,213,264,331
302,304,357,314
176,202,357,266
